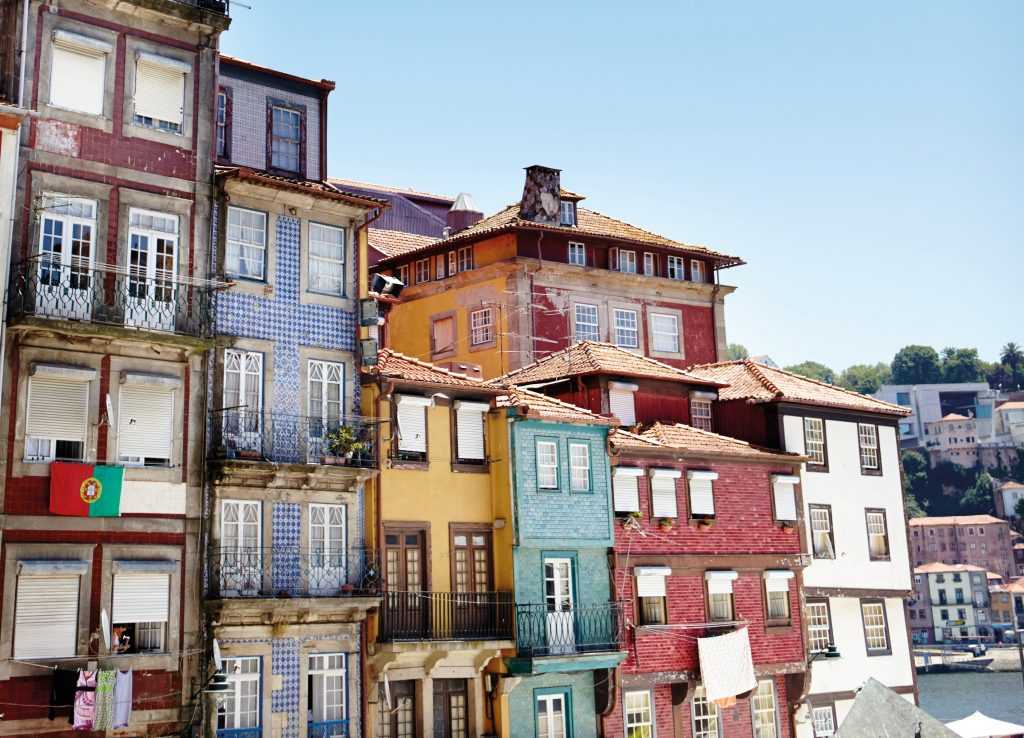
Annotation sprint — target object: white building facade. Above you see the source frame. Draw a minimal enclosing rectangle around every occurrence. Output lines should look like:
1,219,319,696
875,382,989,449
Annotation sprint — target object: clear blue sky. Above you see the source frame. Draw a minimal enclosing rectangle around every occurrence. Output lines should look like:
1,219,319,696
222,1,1022,371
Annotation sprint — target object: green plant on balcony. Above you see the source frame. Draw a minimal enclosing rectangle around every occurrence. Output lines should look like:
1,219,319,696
324,425,368,465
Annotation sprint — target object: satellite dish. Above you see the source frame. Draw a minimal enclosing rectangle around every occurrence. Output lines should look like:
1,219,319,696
100,609,111,650
212,638,223,671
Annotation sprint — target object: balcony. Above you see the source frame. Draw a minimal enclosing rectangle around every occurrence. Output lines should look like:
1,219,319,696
309,719,349,738
379,591,515,642
210,411,378,469
208,547,379,599
216,730,260,738
7,257,214,338
514,603,625,658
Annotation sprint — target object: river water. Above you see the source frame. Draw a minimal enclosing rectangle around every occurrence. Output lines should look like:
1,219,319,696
919,672,1024,724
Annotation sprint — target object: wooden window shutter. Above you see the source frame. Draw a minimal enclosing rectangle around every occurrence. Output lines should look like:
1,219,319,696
609,247,619,271
432,316,455,355
26,376,90,442
112,572,170,623
454,401,488,461
650,469,681,518
118,383,175,460
687,470,718,516
613,468,642,512
14,574,79,658
134,54,187,125
396,395,430,453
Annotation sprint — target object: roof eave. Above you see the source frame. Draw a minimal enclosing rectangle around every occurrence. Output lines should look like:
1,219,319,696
217,167,389,209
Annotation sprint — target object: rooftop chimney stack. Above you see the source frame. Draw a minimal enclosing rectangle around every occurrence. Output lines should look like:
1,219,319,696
447,193,484,233
519,165,561,225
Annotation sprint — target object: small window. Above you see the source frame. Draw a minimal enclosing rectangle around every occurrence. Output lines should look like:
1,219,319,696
752,680,778,738
608,382,637,426
431,315,456,357
395,395,429,461
117,379,175,467
613,468,642,513
896,392,911,406
625,690,655,736
50,31,110,116
690,398,713,432
574,303,600,342
454,401,488,464
270,104,302,173
650,312,679,354
705,571,736,622
560,200,576,226
619,250,638,274
308,223,346,296
803,417,827,467
643,252,656,276
613,308,639,349
569,442,590,492
415,259,430,284
771,475,798,522
650,470,680,519
688,471,717,518
133,54,188,133
469,307,494,347
692,686,720,738
225,206,267,280
636,568,669,626
764,571,792,624
811,705,836,737
457,246,473,272
448,250,458,276
858,423,880,472
809,505,835,559
690,259,706,282
111,571,170,654
806,599,832,653
666,255,685,280
25,371,90,463
536,440,558,490
435,253,446,280
14,570,81,658
866,509,890,560
308,653,347,727
568,242,586,266
861,600,890,655
216,88,230,159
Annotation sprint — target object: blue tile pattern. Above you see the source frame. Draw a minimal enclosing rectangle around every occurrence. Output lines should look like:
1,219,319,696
271,502,301,593
271,638,300,738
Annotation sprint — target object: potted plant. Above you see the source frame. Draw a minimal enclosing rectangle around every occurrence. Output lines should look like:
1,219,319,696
324,425,368,465
694,517,716,530
658,517,675,531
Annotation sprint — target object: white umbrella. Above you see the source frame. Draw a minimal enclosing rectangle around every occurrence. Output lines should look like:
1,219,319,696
946,711,1024,738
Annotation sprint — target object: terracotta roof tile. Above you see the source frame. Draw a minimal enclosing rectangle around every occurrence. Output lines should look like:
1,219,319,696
495,385,613,425
636,422,804,462
215,166,388,208
1000,481,1024,490
688,360,911,417
488,341,722,387
908,514,1007,526
997,401,1024,412
367,229,439,259
375,203,743,267
914,562,987,574
608,428,666,450
365,349,494,391
939,413,970,421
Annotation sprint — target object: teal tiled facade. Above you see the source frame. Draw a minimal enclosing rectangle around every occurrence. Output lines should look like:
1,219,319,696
507,672,598,738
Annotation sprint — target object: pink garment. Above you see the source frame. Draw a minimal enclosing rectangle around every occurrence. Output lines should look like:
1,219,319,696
72,670,96,731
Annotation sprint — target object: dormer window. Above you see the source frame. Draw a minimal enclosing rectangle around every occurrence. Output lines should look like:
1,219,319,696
560,200,576,226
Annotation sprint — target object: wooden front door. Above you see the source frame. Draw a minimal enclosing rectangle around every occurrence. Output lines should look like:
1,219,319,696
383,528,427,638
452,530,494,637
432,678,468,738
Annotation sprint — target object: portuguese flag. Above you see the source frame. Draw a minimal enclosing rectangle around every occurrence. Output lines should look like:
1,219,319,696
49,462,125,517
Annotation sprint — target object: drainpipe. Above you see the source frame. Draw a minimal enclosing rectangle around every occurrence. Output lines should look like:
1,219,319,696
710,280,721,362
17,0,29,107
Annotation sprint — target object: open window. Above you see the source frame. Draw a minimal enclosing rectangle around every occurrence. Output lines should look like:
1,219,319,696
636,566,670,625
809,504,835,559
111,561,173,653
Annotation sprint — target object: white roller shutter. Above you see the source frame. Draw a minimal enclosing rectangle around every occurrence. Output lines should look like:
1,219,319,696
118,383,174,460
26,376,90,442
50,32,109,115
396,395,430,453
772,475,799,522
650,469,681,518
15,575,79,658
635,567,670,597
134,55,187,126
613,467,643,512
112,573,170,623
608,382,637,426
705,570,737,595
455,401,488,461
687,470,718,517
764,570,794,593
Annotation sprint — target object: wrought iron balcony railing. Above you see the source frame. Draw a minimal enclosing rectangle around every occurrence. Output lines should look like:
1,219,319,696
379,591,515,642
309,719,349,738
208,547,380,598
515,603,624,658
216,729,260,738
7,257,214,337
210,410,379,469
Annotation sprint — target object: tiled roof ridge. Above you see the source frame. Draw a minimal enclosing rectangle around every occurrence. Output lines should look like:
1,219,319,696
609,428,665,447
743,359,782,397
578,205,715,254
326,177,454,203
488,341,585,385
646,421,801,459
375,348,484,384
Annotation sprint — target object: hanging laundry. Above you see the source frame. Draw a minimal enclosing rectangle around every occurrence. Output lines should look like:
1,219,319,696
113,669,133,729
72,670,97,730
92,670,116,730
696,626,757,703
49,668,78,722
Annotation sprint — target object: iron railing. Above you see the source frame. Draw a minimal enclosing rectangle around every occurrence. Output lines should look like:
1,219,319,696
515,603,625,657
208,547,380,598
379,591,515,642
210,411,378,468
216,729,260,738
7,257,214,337
309,719,348,738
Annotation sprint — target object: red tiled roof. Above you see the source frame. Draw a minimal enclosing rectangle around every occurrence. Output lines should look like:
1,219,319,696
220,54,335,91
688,360,911,417
914,562,987,574
488,341,722,387
637,423,804,462
368,229,439,259
365,349,495,391
375,203,743,268
495,385,613,426
215,166,387,209
909,515,1007,526
1001,481,1024,490
987,572,1003,580
996,401,1024,412
608,428,666,450
939,413,970,421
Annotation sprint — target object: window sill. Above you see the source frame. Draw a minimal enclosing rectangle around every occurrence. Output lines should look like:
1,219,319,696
389,459,429,471
452,462,489,474
765,623,792,634
866,649,893,658
860,468,883,477
805,465,830,474
869,556,892,562
634,624,668,636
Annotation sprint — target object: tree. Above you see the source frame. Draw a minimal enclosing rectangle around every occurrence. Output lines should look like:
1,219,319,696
892,345,942,385
940,347,984,383
1014,497,1024,521
784,361,835,384
726,343,749,361
904,492,927,518
838,362,892,395
1001,342,1023,370
960,472,995,515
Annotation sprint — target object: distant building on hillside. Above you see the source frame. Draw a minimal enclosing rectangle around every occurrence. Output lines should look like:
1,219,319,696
875,382,991,449
914,563,993,643
909,515,1014,580
994,480,1024,520
924,413,978,467
995,400,1024,447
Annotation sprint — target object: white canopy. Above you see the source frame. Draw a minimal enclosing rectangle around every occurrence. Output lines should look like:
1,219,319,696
946,711,1024,738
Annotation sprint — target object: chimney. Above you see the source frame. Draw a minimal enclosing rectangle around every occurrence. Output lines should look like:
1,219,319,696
519,165,561,225
447,192,484,233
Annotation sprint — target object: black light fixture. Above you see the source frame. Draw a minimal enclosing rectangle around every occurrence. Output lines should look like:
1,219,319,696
202,671,232,694
370,273,404,298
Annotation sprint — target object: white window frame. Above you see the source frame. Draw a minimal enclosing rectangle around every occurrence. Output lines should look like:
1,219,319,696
415,258,431,284
470,307,494,346
132,53,188,133
457,246,473,272
666,255,685,280
764,571,793,623
688,470,718,518
35,193,98,322
225,206,267,281
690,398,713,432
536,692,568,738
24,368,92,463
308,222,346,297
624,689,654,738
751,680,779,738
858,423,880,471
568,241,586,266
308,652,347,724
560,200,576,226
220,656,261,731
809,506,835,559
619,249,638,274
691,686,720,738
308,360,346,441
807,600,831,653
804,417,826,466
643,252,656,276
650,468,681,519
613,308,639,349
117,376,176,466
126,207,179,331
690,259,706,282
216,90,227,157
650,312,680,354
537,440,559,490
573,303,600,343
861,601,889,653
14,567,83,658
569,442,590,492
705,570,736,622
223,349,264,439
613,466,643,513
270,104,302,172
811,705,836,737
866,510,889,559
